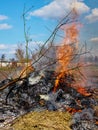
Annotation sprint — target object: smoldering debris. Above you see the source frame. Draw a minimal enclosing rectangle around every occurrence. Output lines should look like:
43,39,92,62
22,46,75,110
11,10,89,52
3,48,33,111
0,69,98,130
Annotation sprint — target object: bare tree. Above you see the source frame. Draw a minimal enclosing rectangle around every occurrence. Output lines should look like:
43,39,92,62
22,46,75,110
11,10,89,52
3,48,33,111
15,44,25,62
1,54,6,61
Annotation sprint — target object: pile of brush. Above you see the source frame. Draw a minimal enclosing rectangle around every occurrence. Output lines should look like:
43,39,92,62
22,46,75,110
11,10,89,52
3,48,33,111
0,67,98,130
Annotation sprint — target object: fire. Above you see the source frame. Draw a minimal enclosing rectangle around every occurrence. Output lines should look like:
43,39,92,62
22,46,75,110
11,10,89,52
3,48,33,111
53,9,92,98
54,9,79,92
65,24,79,44
76,86,92,96
66,107,82,114
54,44,73,92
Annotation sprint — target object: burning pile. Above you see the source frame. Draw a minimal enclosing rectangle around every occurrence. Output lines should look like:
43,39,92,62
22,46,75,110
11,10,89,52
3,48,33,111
0,9,98,130
0,69,98,130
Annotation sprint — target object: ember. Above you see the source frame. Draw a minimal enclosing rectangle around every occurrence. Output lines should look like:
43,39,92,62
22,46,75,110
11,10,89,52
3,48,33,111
75,86,92,96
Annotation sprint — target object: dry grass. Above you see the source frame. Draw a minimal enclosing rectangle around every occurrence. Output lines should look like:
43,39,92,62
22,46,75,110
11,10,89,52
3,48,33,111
11,111,72,130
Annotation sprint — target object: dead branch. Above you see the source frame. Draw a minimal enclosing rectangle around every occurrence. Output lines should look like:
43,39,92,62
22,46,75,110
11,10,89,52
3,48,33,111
0,64,34,91
0,9,89,92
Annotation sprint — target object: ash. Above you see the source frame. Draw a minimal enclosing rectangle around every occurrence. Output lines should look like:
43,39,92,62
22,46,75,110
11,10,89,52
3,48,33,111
0,70,98,130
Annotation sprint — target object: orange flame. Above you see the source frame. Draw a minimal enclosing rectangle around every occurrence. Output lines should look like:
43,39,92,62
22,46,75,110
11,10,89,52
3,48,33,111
54,9,79,92
66,107,82,114
75,86,92,96
53,9,92,97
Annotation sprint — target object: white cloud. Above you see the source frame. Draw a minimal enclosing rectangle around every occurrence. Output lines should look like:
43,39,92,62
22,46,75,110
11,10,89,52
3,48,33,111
0,23,12,30
90,37,98,43
85,8,98,23
0,44,7,49
29,0,90,19
71,1,89,14
0,44,17,52
0,41,45,59
0,44,17,59
0,15,8,21
8,50,16,54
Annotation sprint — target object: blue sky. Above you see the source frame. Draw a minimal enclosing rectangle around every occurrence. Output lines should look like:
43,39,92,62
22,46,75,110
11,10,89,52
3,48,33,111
0,0,98,59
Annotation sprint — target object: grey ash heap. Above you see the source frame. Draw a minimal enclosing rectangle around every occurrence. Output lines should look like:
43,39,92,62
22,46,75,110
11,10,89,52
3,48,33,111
0,69,98,130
